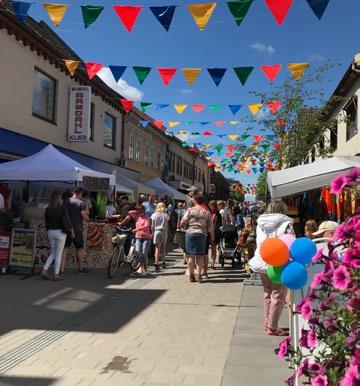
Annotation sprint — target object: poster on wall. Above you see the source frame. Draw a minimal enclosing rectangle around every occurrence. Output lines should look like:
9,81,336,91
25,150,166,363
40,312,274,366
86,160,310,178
68,86,91,142
9,228,36,269
0,232,11,266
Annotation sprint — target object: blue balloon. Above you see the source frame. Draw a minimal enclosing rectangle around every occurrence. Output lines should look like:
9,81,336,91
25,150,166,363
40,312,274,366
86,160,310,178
281,262,308,290
290,237,317,265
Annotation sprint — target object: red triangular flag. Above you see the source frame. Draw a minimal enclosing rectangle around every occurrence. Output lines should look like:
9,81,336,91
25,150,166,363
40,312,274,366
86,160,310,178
120,99,133,113
157,68,177,85
227,145,235,152
203,131,213,136
276,118,285,127
253,135,263,142
191,104,205,113
85,62,103,80
260,65,282,82
274,143,282,150
215,121,226,127
113,6,142,32
153,120,164,129
264,0,293,25
267,100,282,113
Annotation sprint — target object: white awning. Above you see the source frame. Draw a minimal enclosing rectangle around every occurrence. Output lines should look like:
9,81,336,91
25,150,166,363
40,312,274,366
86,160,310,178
146,177,187,200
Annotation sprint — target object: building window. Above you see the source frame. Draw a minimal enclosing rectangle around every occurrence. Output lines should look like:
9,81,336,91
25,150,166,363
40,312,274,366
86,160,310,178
89,103,95,141
144,143,150,166
344,98,358,141
129,136,135,159
149,147,155,168
176,156,182,175
135,139,141,162
104,112,116,149
32,69,56,123
157,152,161,170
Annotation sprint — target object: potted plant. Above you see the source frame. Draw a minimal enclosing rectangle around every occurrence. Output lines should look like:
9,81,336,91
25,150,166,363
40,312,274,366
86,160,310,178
94,192,107,221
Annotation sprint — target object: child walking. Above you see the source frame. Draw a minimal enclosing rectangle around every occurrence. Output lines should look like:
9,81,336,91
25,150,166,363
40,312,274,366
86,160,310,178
134,206,152,276
151,203,170,272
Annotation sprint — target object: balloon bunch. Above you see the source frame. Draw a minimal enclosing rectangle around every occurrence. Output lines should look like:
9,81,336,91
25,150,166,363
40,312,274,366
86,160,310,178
260,235,317,290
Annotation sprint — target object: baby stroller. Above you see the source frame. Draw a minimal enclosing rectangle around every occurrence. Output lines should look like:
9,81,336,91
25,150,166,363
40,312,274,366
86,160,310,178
218,225,241,268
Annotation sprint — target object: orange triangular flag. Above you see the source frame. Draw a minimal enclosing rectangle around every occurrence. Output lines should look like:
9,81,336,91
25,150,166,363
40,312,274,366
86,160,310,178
287,63,309,81
182,68,201,86
43,4,69,26
63,59,80,76
187,3,217,31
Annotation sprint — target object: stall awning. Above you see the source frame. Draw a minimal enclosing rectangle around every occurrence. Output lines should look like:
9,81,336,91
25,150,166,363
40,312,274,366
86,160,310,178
267,156,360,198
146,177,187,200
0,144,116,185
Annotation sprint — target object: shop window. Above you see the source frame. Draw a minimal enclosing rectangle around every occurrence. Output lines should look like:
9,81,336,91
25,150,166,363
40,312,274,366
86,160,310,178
89,103,95,141
344,97,358,141
104,112,116,149
32,68,56,123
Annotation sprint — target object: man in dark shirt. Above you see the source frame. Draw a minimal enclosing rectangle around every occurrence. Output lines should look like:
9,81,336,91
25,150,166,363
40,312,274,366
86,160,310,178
61,187,91,274
116,195,132,219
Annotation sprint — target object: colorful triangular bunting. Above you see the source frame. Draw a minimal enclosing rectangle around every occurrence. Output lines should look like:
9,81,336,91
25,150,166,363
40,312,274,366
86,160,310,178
149,6,177,31
158,68,177,85
113,5,142,32
247,103,262,115
109,65,127,82
187,3,217,31
228,105,242,115
306,0,330,20
120,99,133,113
140,102,152,112
260,64,282,82
182,68,201,86
287,63,309,81
133,66,151,85
207,68,227,86
43,3,69,26
228,135,239,141
215,121,225,127
63,59,80,76
153,120,164,129
191,104,205,113
210,105,224,111
139,120,149,127
227,0,253,26
203,131,213,136
174,104,187,114
233,66,254,86
267,100,282,113
168,121,180,127
12,1,31,22
81,5,104,29
156,104,169,110
85,62,103,80
264,0,293,25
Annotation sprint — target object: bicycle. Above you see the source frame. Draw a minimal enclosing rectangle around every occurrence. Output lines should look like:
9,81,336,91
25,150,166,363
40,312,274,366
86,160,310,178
107,227,141,278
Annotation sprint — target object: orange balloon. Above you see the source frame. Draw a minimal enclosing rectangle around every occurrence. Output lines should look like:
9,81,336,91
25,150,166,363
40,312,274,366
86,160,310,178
260,238,289,267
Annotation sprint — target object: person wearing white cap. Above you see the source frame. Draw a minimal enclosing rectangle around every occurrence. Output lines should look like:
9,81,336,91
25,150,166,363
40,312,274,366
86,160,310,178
312,221,338,239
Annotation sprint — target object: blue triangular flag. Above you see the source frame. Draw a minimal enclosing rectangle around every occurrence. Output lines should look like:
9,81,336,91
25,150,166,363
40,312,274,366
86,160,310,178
267,135,277,141
149,5,177,31
12,1,31,22
207,68,227,86
228,105,242,115
306,0,330,20
156,104,169,110
260,167,265,173
252,167,258,174
200,122,210,126
218,134,226,138
207,151,214,156
109,65,127,82
139,120,148,127
233,170,239,174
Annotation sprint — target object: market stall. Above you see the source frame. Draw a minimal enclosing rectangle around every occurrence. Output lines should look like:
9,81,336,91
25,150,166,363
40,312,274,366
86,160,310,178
145,177,187,201
0,144,117,271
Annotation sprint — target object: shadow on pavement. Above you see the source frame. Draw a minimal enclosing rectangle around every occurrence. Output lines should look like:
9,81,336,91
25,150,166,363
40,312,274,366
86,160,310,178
0,376,57,386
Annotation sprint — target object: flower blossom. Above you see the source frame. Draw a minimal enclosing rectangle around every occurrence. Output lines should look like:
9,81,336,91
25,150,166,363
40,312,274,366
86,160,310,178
311,375,328,386
311,271,324,289
339,365,359,386
277,336,292,359
345,167,360,183
342,248,360,268
296,358,309,377
285,374,296,386
299,328,317,349
312,248,324,263
333,265,352,290
301,299,313,320
331,174,348,194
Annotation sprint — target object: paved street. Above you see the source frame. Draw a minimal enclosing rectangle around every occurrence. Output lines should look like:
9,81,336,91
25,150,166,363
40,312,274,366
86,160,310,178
0,247,290,386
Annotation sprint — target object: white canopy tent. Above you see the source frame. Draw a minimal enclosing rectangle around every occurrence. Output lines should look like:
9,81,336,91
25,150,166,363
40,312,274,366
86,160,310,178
267,156,360,198
146,177,187,201
0,144,116,185
118,174,155,197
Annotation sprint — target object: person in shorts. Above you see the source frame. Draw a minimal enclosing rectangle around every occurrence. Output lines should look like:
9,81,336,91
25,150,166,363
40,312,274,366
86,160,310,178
150,202,169,271
61,187,91,274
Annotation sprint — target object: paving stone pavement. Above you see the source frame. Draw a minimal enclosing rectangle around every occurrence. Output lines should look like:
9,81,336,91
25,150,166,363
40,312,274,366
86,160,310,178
0,247,290,386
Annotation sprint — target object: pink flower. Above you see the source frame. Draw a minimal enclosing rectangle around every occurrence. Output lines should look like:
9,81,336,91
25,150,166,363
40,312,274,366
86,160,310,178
312,248,324,263
307,329,317,348
311,271,324,289
296,358,309,377
285,374,296,386
334,223,347,241
342,248,360,268
339,365,359,386
301,299,313,320
331,174,348,194
311,375,328,386
333,265,351,290
350,348,360,366
299,328,317,349
277,336,292,359
347,298,360,311
319,295,336,312
346,167,360,183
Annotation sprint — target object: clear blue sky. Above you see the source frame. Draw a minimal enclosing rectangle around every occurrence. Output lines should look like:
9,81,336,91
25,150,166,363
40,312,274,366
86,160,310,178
26,0,360,186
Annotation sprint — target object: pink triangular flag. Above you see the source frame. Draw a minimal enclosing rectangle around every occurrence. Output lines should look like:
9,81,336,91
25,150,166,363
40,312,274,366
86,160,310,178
215,121,226,127
191,104,205,113
85,62,103,80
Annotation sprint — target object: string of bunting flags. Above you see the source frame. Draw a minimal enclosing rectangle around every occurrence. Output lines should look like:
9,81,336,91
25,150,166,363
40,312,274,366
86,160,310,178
63,60,310,86
10,0,332,30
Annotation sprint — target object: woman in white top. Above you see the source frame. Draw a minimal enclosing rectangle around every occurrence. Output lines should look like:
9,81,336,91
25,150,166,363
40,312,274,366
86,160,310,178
150,203,169,271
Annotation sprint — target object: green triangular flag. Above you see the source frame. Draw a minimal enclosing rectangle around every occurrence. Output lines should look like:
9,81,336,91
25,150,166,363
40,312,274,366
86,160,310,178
210,105,224,111
133,66,152,85
227,0,253,26
291,99,303,110
241,134,251,141
215,144,223,153
181,143,189,148
261,144,270,151
140,102,152,112
233,67,254,86
81,6,104,29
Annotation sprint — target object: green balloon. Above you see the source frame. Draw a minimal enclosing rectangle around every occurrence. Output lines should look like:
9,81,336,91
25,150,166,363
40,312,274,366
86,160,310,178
267,265,282,284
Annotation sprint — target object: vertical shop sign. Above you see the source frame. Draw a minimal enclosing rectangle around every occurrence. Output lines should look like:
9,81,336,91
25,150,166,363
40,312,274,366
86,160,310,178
68,86,91,142
9,228,36,269
0,231,11,266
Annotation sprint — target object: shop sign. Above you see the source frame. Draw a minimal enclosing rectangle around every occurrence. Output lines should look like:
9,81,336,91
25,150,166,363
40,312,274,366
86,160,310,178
210,184,216,194
68,86,91,142
82,176,110,192
0,231,11,266
9,228,36,269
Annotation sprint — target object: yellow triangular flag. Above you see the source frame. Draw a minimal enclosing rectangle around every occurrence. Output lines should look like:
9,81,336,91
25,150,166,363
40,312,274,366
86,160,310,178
187,3,217,31
177,131,188,135
63,59,80,76
182,68,201,86
174,104,187,114
43,3,69,26
287,63,309,81
228,135,238,141
248,103,262,116
168,121,180,128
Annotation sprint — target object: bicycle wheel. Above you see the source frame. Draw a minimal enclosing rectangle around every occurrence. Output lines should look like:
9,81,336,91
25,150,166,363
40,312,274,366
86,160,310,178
129,255,141,271
108,246,122,278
